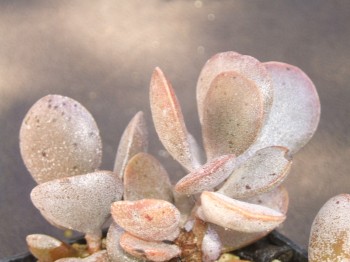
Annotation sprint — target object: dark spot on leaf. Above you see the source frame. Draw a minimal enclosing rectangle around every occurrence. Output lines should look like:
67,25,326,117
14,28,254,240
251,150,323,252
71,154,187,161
270,173,276,176
62,102,66,106
89,132,94,137
72,166,78,170
286,67,291,71
73,142,78,147
54,105,58,109
336,201,340,204
144,214,153,221
74,104,78,108
245,185,251,190
61,112,65,116
134,249,145,254
41,151,47,157
162,240,174,244
48,104,52,109
52,118,57,122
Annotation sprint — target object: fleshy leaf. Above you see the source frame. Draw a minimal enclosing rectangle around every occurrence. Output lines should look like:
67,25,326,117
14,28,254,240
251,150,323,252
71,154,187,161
218,147,292,199
111,199,181,241
26,234,77,262
123,152,173,202
200,191,286,233
175,154,236,195
210,224,268,253
202,71,264,159
309,194,350,262
150,67,195,171
113,111,148,179
246,185,289,215
55,251,108,262
249,62,320,154
212,186,289,252
106,223,143,262
31,171,123,235
197,51,273,124
119,232,181,262
20,95,102,184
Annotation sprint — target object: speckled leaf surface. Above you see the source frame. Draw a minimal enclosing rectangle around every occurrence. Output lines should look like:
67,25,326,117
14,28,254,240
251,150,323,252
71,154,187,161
31,171,123,234
218,147,292,199
309,194,350,262
246,185,289,215
202,71,264,159
55,251,109,262
106,223,143,262
26,234,77,262
113,111,148,179
119,232,181,262
123,152,173,202
175,154,236,195
20,95,102,184
200,191,286,233
196,51,273,124
111,199,181,241
249,62,320,154
150,67,195,171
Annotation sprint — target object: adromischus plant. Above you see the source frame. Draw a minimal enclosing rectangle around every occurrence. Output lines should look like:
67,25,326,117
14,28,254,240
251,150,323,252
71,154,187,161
19,51,320,262
308,194,350,262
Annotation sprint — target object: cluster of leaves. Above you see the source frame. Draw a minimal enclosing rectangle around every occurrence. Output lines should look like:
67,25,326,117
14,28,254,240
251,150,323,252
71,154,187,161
19,51,322,262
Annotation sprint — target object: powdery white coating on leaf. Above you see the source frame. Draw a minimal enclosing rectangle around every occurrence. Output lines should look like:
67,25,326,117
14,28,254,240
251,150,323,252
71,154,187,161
248,62,321,154
209,223,268,253
200,191,286,233
26,234,77,261
31,171,123,234
175,154,236,195
150,67,195,172
196,51,273,124
20,95,102,184
106,223,143,262
246,185,289,215
309,194,350,262
55,250,109,262
202,226,222,262
119,232,181,262
202,71,264,159
188,132,205,168
218,147,292,199
111,199,181,241
113,111,148,179
124,152,173,202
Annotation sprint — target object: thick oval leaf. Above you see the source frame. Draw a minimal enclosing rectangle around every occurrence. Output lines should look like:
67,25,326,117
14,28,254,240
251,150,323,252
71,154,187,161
26,234,77,262
150,67,195,171
202,71,264,159
197,51,273,124
175,154,236,195
200,191,285,233
249,62,320,154
124,152,173,202
20,95,102,184
113,111,148,179
218,147,292,199
106,223,143,262
31,171,123,234
111,199,180,241
309,194,350,262
120,232,181,262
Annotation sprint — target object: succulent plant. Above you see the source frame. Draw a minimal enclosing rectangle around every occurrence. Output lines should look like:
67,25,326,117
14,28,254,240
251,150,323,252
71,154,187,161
308,194,350,262
20,51,320,262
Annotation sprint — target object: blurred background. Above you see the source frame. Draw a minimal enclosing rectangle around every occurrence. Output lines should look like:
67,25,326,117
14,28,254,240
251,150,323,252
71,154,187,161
1,0,350,258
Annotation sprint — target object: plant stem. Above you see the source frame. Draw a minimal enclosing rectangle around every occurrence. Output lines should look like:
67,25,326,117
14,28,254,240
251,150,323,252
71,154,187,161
85,231,102,254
